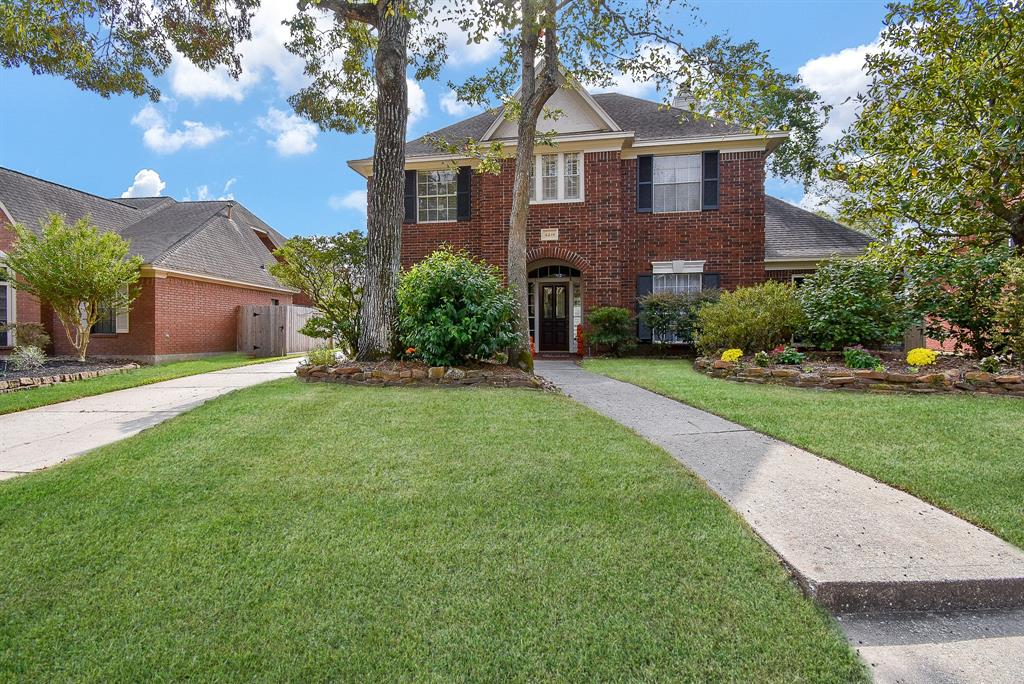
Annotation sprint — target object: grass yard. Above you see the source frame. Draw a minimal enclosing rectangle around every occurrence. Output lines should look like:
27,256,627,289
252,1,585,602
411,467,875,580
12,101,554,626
0,353,293,416
0,380,865,682
585,358,1024,550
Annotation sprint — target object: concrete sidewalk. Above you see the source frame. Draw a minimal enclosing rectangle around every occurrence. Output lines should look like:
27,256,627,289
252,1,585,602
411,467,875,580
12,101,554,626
535,361,1024,613
0,357,300,479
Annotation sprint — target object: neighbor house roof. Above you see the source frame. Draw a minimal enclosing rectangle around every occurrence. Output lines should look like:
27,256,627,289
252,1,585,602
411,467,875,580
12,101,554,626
764,196,872,261
0,166,293,292
400,93,754,159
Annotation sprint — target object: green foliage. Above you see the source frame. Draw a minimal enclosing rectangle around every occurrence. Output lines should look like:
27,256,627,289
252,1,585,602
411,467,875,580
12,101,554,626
305,347,340,367
903,245,1012,358
754,351,771,368
639,290,720,345
775,346,806,365
993,257,1024,361
9,344,45,371
979,355,1002,374
695,281,805,356
0,322,50,350
587,307,636,357
270,232,366,357
797,257,911,350
0,0,259,100
397,248,518,367
826,0,1024,248
4,214,141,361
843,347,883,370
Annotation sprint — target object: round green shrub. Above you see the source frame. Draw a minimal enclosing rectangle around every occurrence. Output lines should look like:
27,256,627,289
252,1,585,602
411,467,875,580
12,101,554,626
638,290,720,344
397,247,518,367
798,257,911,350
695,281,805,356
587,307,635,356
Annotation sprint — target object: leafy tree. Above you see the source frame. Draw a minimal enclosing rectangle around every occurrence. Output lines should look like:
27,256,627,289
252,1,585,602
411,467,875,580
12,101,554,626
269,231,366,356
1,0,447,360
797,257,912,350
826,0,1024,250
901,245,1014,357
397,247,518,367
437,0,829,366
993,257,1024,361
4,215,142,361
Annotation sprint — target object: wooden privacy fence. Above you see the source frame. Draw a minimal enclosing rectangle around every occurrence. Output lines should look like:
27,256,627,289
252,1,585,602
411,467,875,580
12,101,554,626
237,305,321,357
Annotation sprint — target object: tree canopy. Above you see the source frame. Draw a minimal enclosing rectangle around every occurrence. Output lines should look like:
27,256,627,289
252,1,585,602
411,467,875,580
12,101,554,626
826,0,1024,249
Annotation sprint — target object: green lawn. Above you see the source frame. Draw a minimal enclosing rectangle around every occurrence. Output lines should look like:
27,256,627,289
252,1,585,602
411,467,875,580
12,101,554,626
0,353,292,416
585,358,1024,550
0,380,865,682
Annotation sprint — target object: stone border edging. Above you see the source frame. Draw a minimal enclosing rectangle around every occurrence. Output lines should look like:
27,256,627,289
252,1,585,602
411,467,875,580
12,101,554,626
0,363,141,394
694,358,1024,397
296,364,550,389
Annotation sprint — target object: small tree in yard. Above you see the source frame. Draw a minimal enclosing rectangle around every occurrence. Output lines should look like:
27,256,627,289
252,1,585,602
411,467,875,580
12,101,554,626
5,215,141,361
695,281,805,356
269,231,366,357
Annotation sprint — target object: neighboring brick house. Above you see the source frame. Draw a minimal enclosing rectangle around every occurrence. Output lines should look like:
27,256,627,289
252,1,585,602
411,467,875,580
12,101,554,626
349,82,871,352
0,167,296,363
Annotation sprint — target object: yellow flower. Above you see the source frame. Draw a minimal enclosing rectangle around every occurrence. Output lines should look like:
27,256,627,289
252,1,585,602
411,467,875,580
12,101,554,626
906,347,937,367
721,348,743,363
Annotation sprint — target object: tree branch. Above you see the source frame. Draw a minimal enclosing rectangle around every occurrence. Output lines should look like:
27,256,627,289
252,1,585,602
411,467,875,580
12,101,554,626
306,0,378,26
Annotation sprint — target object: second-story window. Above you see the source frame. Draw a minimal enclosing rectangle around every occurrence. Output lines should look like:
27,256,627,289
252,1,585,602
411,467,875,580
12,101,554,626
653,154,702,213
531,152,583,203
417,170,458,222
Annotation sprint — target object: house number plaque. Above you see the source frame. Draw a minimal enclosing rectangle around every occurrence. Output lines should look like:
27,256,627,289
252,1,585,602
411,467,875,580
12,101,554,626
540,228,559,241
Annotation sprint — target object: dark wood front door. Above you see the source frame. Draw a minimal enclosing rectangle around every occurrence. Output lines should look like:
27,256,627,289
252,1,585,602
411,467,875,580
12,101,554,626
540,284,569,351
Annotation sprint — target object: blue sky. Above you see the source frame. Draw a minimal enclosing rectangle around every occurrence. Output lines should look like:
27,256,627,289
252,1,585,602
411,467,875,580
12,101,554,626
1,0,888,238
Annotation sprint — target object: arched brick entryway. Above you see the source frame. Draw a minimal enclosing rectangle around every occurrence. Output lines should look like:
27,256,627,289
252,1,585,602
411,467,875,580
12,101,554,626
525,246,593,274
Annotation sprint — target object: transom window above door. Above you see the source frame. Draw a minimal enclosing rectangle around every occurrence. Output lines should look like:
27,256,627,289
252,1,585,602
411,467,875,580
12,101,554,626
417,170,458,222
529,152,582,203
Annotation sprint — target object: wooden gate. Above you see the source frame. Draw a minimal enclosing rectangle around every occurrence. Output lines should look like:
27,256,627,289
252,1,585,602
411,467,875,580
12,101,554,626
237,305,321,357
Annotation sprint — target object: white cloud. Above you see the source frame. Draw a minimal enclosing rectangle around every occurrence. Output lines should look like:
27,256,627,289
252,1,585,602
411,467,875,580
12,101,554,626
121,169,166,198
328,190,367,213
434,4,502,64
798,36,881,144
257,107,319,156
131,105,227,154
440,90,477,117
169,3,311,102
589,72,656,99
407,79,428,128
183,178,236,202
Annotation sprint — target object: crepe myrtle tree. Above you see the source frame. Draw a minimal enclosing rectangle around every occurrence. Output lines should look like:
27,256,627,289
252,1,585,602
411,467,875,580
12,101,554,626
825,0,1024,251
1,0,448,361
4,215,142,361
432,0,829,368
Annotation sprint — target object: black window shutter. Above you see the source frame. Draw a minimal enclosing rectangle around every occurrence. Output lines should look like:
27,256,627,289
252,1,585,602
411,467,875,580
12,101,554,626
403,170,417,224
701,273,721,291
636,274,653,342
637,156,653,213
702,151,719,210
456,166,472,221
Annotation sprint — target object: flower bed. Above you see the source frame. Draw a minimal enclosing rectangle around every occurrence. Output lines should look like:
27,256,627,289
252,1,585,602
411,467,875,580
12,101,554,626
296,360,552,390
694,353,1024,397
0,358,141,394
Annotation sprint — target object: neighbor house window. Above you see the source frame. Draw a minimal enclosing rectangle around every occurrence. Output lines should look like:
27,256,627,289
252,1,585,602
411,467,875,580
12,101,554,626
653,154,702,213
531,152,583,203
417,170,458,222
0,264,11,347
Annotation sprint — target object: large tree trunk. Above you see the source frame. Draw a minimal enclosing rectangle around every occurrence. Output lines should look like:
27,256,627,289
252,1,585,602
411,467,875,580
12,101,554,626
356,0,410,360
508,0,559,370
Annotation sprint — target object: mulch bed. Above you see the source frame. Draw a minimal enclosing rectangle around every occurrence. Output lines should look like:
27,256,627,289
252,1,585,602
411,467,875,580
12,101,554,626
791,350,1016,375
297,359,555,390
0,357,138,383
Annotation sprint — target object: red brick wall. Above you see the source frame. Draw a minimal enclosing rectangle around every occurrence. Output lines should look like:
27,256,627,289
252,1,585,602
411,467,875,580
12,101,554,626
400,149,768,314
151,276,293,357
49,277,158,357
1,216,46,352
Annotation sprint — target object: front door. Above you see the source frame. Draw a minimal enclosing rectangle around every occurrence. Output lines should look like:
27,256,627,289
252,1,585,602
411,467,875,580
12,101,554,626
540,284,569,351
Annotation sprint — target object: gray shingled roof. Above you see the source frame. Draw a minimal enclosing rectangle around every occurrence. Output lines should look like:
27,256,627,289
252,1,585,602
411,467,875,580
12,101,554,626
764,196,872,260
0,167,292,291
401,93,749,158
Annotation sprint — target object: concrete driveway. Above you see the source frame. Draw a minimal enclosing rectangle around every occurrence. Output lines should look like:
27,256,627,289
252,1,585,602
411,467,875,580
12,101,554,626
0,357,300,479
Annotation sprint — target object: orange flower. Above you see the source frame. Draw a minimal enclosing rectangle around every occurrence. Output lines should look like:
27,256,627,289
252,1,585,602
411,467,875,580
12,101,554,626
405,347,416,355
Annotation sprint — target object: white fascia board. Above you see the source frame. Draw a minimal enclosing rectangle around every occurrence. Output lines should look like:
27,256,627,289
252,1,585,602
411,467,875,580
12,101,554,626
630,131,790,148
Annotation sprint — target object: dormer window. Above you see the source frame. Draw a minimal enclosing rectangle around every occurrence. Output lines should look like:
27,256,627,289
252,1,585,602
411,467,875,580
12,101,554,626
529,152,583,204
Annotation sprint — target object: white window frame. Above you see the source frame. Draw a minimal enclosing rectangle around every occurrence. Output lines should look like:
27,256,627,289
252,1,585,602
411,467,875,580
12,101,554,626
0,252,15,347
529,152,585,205
650,260,704,344
416,169,459,224
652,153,702,214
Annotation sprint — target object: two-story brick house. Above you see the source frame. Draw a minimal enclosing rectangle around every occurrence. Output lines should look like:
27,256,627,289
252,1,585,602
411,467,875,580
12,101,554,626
349,82,870,353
